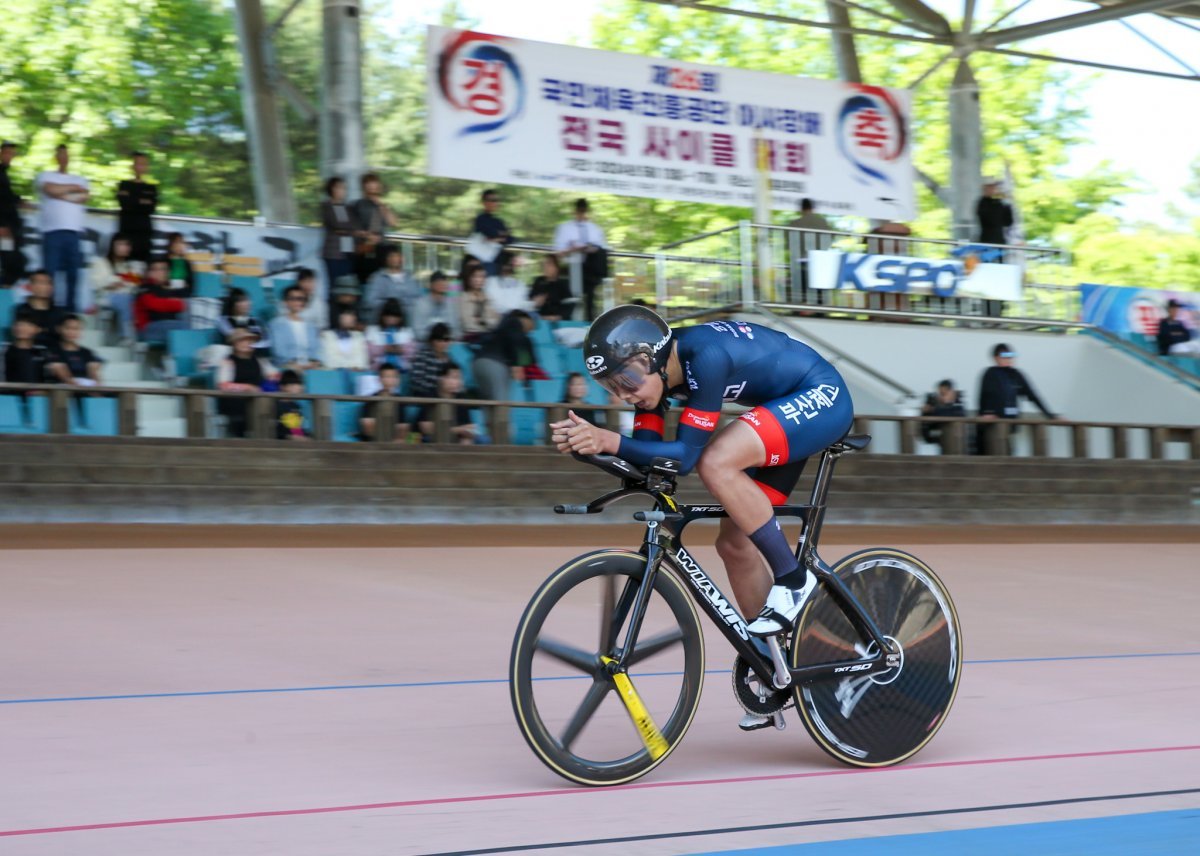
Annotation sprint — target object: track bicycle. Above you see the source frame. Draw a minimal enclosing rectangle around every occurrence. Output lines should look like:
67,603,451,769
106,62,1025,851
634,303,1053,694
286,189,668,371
509,434,963,786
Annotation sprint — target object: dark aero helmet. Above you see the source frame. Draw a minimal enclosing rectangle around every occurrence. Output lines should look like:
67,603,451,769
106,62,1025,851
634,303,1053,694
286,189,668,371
583,304,674,383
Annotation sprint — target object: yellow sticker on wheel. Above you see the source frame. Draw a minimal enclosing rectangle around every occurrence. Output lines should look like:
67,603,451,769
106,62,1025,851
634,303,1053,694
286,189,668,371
602,656,669,760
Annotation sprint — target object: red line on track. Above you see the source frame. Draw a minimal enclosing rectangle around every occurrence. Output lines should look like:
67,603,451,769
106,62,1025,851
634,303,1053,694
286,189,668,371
4,744,1198,838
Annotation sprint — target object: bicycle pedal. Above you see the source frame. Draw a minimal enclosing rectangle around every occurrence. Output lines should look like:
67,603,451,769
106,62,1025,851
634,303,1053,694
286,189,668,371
772,710,786,731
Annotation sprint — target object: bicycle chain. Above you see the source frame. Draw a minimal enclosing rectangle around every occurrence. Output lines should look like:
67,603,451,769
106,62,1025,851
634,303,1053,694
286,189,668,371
732,656,792,716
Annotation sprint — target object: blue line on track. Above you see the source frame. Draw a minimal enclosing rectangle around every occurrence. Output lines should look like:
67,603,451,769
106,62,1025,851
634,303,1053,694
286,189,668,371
3,651,1197,706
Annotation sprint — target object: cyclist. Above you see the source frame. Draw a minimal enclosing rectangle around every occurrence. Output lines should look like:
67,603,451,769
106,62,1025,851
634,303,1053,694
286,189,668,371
551,306,853,724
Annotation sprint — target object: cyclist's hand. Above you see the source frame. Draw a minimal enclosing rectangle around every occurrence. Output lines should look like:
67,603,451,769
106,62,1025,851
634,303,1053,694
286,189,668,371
553,410,618,456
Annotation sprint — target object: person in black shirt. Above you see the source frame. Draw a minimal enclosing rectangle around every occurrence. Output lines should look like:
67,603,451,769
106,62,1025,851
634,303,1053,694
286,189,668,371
417,362,476,444
0,140,26,286
920,379,966,454
976,179,1013,246
46,314,103,386
217,329,279,437
472,309,536,402
21,270,67,349
408,322,455,398
116,151,157,262
976,343,1057,455
1157,299,1198,356
359,363,411,441
529,254,573,321
4,311,49,385
471,189,513,276
275,369,311,441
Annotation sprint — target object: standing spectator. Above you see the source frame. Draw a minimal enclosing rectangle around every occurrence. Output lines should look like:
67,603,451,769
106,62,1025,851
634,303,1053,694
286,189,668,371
164,233,194,293
976,343,1057,455
485,252,532,316
116,151,157,263
134,257,189,344
35,144,90,311
46,314,103,386
412,271,461,341
217,329,279,438
359,363,409,442
920,379,966,454
0,140,26,286
409,322,455,398
294,268,329,331
216,287,270,350
553,198,606,321
365,298,416,371
529,253,572,321
268,285,322,370
320,307,370,370
89,233,143,344
459,262,496,342
320,176,357,298
275,369,310,441
417,363,476,444
976,178,1014,246
1157,299,1199,356
351,172,397,284
787,198,832,304
4,309,49,384
21,269,67,348
471,189,513,276
364,244,418,320
472,309,536,402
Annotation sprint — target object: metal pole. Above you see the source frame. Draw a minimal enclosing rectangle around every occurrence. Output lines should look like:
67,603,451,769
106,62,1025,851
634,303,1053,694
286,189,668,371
321,0,366,196
739,220,754,306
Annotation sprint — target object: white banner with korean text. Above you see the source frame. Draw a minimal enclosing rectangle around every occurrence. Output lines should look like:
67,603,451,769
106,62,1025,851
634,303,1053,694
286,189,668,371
426,27,914,220
808,250,1023,301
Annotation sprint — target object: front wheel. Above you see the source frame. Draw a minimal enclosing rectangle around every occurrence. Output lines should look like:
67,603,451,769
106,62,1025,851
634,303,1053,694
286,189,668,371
510,550,705,786
791,548,963,767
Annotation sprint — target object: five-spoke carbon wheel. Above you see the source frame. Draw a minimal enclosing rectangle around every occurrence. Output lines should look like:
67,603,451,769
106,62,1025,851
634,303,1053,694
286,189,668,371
510,550,705,786
790,549,963,767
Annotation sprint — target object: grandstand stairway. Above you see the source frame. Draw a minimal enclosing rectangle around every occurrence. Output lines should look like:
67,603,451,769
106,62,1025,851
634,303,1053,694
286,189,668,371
81,321,188,438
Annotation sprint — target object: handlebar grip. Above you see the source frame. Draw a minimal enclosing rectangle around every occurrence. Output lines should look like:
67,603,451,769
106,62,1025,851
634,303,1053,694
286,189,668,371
554,504,590,515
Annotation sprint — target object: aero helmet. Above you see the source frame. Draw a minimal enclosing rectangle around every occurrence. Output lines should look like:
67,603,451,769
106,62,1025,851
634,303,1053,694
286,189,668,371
583,305,674,394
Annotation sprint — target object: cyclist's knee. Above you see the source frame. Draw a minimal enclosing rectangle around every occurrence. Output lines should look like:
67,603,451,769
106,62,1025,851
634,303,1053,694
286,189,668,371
697,440,746,488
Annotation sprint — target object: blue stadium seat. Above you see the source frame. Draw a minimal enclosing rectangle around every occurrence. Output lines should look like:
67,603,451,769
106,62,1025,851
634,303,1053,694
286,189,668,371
68,396,119,436
332,400,362,442
0,395,49,434
304,369,349,395
508,380,546,446
193,271,223,300
0,288,14,334
528,379,561,404
448,343,477,389
168,329,218,380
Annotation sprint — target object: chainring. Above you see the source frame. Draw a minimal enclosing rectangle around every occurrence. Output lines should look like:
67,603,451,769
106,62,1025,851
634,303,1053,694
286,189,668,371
732,656,791,716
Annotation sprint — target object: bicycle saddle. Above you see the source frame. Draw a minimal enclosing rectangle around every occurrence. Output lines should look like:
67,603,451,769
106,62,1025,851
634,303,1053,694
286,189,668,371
831,433,872,452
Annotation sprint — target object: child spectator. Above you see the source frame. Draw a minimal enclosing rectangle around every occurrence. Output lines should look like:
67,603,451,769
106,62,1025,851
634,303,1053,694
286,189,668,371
216,287,270,350
4,310,50,384
485,252,532,316
417,362,476,444
90,233,143,343
47,314,103,386
21,269,67,348
409,322,455,398
217,329,279,437
529,254,573,321
268,285,322,370
359,363,410,441
412,271,461,340
459,262,496,343
320,307,369,370
365,244,419,320
275,368,310,441
365,298,416,371
165,232,194,293
134,257,189,344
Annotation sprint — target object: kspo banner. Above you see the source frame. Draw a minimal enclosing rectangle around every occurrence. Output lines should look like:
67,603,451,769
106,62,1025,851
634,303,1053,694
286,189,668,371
807,250,1023,301
427,27,914,220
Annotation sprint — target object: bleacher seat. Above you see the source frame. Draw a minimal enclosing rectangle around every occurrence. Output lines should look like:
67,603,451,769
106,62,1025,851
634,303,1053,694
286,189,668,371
304,368,349,395
448,343,477,390
332,401,362,442
508,380,546,446
0,288,14,333
193,271,224,300
168,329,218,381
0,395,49,433
528,379,560,404
68,396,119,436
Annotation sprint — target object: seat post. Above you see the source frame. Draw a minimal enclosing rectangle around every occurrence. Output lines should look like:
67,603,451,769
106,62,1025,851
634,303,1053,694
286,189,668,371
796,447,844,565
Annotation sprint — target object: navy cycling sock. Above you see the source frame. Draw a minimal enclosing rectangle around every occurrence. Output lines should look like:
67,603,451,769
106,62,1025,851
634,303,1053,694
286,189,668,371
748,518,802,583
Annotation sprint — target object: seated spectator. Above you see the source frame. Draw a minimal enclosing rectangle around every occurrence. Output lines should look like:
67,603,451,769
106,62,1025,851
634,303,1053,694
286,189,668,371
365,244,419,320
134,257,189,344
46,314,103,386
359,363,410,442
473,309,537,402
217,329,279,437
275,368,310,441
485,252,532,316
216,287,270,350
529,254,573,321
1157,299,1199,356
90,233,143,343
920,379,966,453
295,267,329,331
412,271,461,340
365,298,416,371
409,322,455,398
330,274,364,325
21,269,67,348
606,392,635,437
4,310,50,384
320,307,370,370
417,362,476,444
165,232,194,293
268,285,322,370
459,262,496,343
562,371,599,426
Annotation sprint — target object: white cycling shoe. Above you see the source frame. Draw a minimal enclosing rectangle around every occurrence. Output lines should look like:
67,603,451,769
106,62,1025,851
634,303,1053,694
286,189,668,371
746,571,817,637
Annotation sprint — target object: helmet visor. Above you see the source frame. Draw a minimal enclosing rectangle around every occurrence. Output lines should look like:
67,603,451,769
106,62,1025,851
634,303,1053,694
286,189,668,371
597,355,652,397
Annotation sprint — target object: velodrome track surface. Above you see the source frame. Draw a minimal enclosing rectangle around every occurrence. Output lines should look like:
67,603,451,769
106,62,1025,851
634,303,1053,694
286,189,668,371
2,524,1198,855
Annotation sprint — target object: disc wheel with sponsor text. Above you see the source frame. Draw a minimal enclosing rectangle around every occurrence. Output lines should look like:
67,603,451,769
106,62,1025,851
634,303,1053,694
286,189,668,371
790,548,962,768
510,550,705,786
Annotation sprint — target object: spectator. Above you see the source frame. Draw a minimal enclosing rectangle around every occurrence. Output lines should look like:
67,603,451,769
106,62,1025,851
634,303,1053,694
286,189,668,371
553,198,606,320
471,188,513,276
330,274,364,325
486,252,532,316
920,379,966,454
409,322,455,398
21,269,68,348
46,314,103,387
365,298,416,371
976,178,1014,246
529,253,572,321
359,363,410,442
364,244,418,320
90,233,143,344
472,309,536,402
275,368,310,441
351,172,397,283
134,257,189,344
320,176,357,298
268,285,322,370
787,198,832,304
294,268,329,331
976,343,1058,455
417,362,476,444
412,271,461,341
605,391,635,437
35,144,90,311
217,329,279,438
320,307,370,370
562,371,599,426
116,151,157,262
216,287,270,350
164,233,194,293
0,140,26,286
459,262,496,342
4,310,49,384
1157,299,1199,356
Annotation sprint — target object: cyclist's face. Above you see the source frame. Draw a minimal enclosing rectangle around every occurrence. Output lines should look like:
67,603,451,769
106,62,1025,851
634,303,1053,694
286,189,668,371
600,354,661,409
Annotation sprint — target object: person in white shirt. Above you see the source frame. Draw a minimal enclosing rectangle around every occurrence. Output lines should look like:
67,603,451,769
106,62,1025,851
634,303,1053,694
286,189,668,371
36,145,91,312
320,307,370,370
553,198,607,321
485,252,532,317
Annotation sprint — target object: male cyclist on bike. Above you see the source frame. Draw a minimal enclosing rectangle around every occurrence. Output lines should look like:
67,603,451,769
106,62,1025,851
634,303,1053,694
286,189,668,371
551,305,854,714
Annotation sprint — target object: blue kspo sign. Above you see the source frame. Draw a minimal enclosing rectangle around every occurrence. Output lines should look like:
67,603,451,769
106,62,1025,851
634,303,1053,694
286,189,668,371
808,250,1022,302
